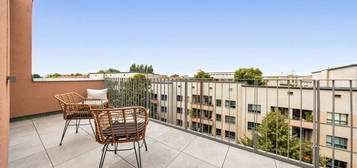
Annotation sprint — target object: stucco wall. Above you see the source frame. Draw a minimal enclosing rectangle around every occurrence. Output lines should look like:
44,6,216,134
0,0,10,167
9,0,105,118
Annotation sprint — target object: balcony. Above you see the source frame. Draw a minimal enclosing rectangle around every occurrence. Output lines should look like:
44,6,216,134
9,113,298,168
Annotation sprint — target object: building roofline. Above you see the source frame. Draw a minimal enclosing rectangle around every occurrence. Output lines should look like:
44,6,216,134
88,72,158,75
208,72,234,74
312,64,357,74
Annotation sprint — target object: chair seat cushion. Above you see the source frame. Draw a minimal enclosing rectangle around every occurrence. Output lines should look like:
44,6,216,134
103,121,145,139
67,112,93,119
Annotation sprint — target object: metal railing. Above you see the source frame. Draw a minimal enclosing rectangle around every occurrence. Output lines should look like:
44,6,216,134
104,77,357,168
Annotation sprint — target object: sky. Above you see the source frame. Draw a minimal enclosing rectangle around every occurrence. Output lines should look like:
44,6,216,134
33,0,357,76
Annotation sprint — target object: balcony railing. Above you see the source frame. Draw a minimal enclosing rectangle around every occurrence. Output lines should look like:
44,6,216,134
105,78,357,168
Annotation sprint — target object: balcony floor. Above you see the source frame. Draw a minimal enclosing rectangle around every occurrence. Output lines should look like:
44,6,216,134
9,114,298,168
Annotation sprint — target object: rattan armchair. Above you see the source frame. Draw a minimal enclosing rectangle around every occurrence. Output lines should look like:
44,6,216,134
91,107,149,168
54,92,107,146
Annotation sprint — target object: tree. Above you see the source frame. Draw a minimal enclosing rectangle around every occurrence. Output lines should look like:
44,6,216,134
106,73,151,108
234,68,265,85
129,64,154,73
193,70,212,79
147,65,153,73
97,68,120,73
46,73,61,78
32,74,41,78
129,64,137,72
70,73,83,76
239,110,327,166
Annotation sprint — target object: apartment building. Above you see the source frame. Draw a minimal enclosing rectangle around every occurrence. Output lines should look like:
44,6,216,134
208,72,235,80
89,72,160,79
143,80,356,168
312,64,357,87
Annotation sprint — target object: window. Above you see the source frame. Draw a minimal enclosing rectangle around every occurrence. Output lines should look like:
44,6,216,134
202,124,212,134
271,106,289,118
161,94,167,101
292,109,313,122
151,93,158,100
176,107,182,114
176,95,183,101
225,131,235,139
247,122,260,130
327,158,347,168
216,99,222,106
203,110,212,119
225,115,236,124
326,135,347,149
248,104,261,114
216,114,222,121
161,118,167,122
192,95,201,104
203,96,212,105
225,100,236,108
191,108,201,117
327,112,348,125
176,119,182,126
216,129,222,136
161,106,167,113
334,94,342,98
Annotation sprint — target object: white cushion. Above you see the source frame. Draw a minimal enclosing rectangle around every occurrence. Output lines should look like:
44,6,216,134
87,89,108,100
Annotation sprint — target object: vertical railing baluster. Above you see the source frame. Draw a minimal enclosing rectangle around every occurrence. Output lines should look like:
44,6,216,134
287,79,291,159
276,80,279,155
236,81,239,142
184,80,188,129
332,80,336,168
299,80,303,162
349,80,353,168
253,79,257,150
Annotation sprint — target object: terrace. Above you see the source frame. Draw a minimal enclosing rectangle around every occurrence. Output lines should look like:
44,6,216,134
9,113,298,168
2,1,357,168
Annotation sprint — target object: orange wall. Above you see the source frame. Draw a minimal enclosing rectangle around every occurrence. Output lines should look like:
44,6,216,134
0,0,10,167
9,0,105,118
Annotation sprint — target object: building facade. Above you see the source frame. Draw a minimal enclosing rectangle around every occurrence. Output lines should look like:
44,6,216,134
142,80,357,168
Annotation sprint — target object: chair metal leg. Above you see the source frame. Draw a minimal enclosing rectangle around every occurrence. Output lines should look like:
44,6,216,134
75,120,80,133
143,138,148,151
114,143,118,154
133,142,141,168
99,144,109,168
89,119,95,136
137,141,142,168
59,120,70,146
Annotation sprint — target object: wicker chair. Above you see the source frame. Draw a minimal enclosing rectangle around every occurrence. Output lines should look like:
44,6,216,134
54,92,108,146
91,107,149,168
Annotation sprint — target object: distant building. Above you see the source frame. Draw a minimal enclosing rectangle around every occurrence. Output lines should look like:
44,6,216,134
88,72,160,79
208,72,234,80
57,75,89,79
312,64,357,87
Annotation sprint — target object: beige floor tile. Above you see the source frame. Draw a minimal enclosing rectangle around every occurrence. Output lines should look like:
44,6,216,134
167,152,218,168
9,151,52,168
156,128,197,151
182,137,229,167
124,141,180,168
222,147,276,168
55,146,133,168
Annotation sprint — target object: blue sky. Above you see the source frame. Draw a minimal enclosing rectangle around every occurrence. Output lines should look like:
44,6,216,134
33,0,357,76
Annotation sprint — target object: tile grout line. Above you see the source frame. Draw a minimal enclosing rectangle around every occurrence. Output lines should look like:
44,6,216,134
176,136,223,168
220,146,230,168
180,150,221,168
163,149,182,168
274,159,278,168
31,119,55,168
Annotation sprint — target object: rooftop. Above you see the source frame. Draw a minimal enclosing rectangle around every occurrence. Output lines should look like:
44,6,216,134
9,113,298,168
